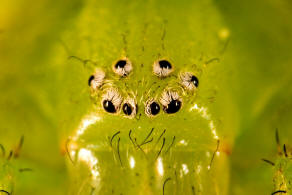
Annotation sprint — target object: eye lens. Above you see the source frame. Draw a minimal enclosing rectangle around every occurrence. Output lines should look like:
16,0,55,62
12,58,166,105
180,72,199,90
113,59,132,77
153,59,173,77
115,60,127,69
88,75,95,86
103,100,116,113
150,102,160,115
123,103,133,116
191,75,199,87
159,60,172,69
165,100,181,114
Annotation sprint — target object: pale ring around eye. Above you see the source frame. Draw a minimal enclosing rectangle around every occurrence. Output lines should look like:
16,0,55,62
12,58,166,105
88,69,105,90
145,99,160,117
180,72,199,90
153,59,173,77
122,98,137,118
101,88,123,114
160,90,182,114
113,58,133,77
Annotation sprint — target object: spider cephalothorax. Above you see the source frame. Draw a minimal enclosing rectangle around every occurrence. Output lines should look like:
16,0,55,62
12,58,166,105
62,1,230,194
65,54,225,195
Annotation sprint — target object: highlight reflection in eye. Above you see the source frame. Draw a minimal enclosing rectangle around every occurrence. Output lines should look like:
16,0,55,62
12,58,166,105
113,58,133,77
153,59,173,77
160,90,182,114
145,98,161,117
102,88,123,114
180,72,199,91
122,98,137,118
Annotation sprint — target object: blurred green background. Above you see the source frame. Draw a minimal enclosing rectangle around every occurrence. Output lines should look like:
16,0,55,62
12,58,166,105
0,0,292,194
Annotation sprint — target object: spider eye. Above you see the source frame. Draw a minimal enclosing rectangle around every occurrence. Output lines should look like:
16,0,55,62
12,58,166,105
145,99,160,117
115,60,127,69
88,75,95,86
123,103,133,115
122,99,137,118
113,59,132,77
160,90,182,114
191,75,199,87
102,88,122,114
88,70,105,89
150,102,160,115
103,100,116,113
153,59,173,77
159,60,172,69
180,72,199,90
164,100,181,114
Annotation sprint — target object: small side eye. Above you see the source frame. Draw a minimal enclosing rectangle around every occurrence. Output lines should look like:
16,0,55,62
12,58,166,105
191,75,199,87
123,103,133,115
102,88,123,114
153,59,173,77
145,99,160,117
88,75,95,86
180,72,199,90
122,99,137,118
113,59,132,77
88,70,105,90
160,90,182,114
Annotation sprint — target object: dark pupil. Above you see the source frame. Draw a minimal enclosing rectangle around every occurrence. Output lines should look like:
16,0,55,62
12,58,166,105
165,100,181,114
123,103,132,115
150,102,160,115
159,60,172,69
191,75,199,87
103,100,116,113
115,60,127,69
88,75,94,86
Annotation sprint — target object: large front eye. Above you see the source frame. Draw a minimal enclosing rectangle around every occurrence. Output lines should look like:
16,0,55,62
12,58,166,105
122,99,137,118
164,99,181,114
102,88,123,114
160,90,182,114
145,99,160,117
113,59,132,77
103,100,116,113
180,72,199,90
153,59,173,77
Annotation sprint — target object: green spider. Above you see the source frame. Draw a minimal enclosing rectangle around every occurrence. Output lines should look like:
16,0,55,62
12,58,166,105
58,1,235,194
1,0,292,194
66,57,224,194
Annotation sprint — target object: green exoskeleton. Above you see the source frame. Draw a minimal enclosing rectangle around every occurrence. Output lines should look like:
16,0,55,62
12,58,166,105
58,0,236,194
